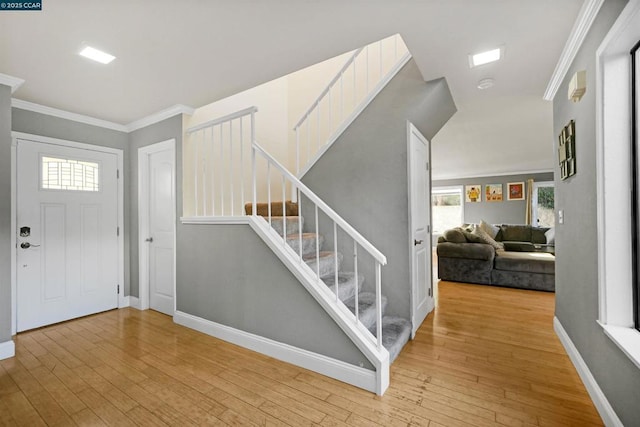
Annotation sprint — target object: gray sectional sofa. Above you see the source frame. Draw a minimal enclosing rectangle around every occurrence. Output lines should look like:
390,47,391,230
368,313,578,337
436,224,555,292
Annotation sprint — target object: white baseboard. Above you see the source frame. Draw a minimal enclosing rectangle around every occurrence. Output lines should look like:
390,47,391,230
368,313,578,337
128,296,141,310
554,317,623,426
0,339,15,360
174,311,377,393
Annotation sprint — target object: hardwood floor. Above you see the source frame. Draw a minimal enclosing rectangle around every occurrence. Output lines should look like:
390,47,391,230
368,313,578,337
0,282,602,426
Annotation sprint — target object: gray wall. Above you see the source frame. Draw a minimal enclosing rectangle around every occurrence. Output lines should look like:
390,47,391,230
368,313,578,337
128,115,183,297
434,172,553,225
553,0,640,424
177,224,372,368
11,108,131,294
0,85,12,343
302,59,456,319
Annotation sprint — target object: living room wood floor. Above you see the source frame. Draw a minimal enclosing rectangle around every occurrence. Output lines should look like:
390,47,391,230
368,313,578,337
0,282,602,427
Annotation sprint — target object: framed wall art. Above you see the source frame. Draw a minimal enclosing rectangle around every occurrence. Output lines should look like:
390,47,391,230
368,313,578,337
559,120,576,180
485,184,503,202
507,182,525,200
465,185,481,202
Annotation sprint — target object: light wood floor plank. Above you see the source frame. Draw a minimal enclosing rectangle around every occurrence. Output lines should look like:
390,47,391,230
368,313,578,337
1,280,603,426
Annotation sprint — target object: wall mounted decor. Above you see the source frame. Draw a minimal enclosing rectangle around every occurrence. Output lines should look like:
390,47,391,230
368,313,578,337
559,120,576,180
465,185,481,202
485,184,503,201
507,182,525,200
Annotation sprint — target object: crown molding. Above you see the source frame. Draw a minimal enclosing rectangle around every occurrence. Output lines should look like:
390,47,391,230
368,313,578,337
543,0,604,101
0,73,25,93
126,104,194,132
11,99,195,133
12,99,128,132
432,168,554,181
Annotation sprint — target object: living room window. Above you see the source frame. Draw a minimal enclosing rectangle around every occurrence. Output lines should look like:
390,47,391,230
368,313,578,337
531,181,555,227
432,186,464,236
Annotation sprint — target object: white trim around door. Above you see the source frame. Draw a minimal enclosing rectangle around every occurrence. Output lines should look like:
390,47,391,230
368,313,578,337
11,132,126,336
137,139,176,314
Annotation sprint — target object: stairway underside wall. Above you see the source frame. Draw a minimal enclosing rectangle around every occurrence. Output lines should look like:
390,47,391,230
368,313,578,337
301,59,457,319
176,223,374,370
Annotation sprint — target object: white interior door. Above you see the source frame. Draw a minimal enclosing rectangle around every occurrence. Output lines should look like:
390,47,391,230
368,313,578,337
139,141,175,316
408,122,434,338
16,139,119,332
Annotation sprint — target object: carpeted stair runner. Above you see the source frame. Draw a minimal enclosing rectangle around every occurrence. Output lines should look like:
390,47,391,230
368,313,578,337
246,200,412,362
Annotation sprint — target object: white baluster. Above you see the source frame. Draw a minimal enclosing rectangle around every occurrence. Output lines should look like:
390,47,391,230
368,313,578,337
315,205,320,283
328,89,332,140
211,126,216,216
379,39,383,80
219,125,224,215
298,189,303,262
334,222,338,303
267,162,272,227
240,117,244,214
316,103,320,151
354,242,359,323
340,73,344,121
282,176,286,246
202,129,207,216
306,117,311,169
230,119,234,216
251,112,256,216
193,132,198,216
376,261,382,350
296,128,300,176
366,45,370,93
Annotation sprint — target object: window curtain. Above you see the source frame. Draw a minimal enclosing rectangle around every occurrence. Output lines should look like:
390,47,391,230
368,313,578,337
525,178,534,225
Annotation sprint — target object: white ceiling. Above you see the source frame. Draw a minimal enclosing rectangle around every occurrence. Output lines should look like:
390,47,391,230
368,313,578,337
0,0,585,177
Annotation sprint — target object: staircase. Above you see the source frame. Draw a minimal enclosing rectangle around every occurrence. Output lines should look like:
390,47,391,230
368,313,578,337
182,34,416,395
246,202,412,363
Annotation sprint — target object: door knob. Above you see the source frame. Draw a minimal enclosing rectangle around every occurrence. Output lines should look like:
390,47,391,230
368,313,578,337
145,237,154,243
414,239,423,246
20,242,40,249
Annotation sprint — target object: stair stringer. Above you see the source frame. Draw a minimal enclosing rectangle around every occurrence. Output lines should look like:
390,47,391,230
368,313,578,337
247,215,390,395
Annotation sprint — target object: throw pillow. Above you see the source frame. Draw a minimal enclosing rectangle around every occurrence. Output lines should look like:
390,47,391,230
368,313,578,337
479,220,500,239
472,226,505,250
545,227,555,245
443,228,466,244
461,229,485,243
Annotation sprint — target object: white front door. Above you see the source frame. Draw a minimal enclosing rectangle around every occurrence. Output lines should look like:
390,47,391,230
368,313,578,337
16,139,119,332
407,122,434,338
139,141,175,316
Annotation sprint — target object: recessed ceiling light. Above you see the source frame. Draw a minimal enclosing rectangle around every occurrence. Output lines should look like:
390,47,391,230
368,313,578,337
79,46,115,64
469,47,504,68
477,78,495,90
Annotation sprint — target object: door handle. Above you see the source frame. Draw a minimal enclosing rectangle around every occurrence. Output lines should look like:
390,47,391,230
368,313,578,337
414,239,423,246
145,237,154,243
20,242,40,249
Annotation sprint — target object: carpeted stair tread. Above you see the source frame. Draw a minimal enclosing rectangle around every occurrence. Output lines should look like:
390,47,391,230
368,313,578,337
245,200,298,217
368,316,412,363
322,272,364,302
344,292,388,330
269,216,303,236
286,233,324,257
304,251,343,278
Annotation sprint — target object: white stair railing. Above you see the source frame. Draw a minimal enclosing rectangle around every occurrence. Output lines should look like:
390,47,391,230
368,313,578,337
293,33,410,176
186,106,388,352
185,106,257,217
251,142,387,352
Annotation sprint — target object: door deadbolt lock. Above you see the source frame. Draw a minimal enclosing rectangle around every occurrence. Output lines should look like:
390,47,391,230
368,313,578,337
20,242,40,249
145,237,153,243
